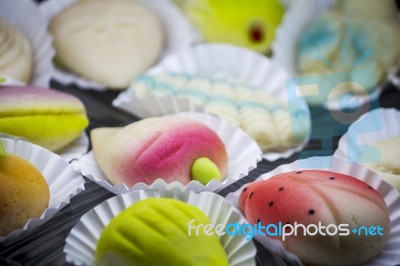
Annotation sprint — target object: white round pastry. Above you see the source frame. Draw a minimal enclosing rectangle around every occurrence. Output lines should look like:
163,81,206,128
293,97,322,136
49,0,164,89
0,18,33,83
360,136,400,190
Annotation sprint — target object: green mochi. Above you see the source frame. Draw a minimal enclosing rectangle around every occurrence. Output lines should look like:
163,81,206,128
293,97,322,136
96,198,229,266
191,157,222,185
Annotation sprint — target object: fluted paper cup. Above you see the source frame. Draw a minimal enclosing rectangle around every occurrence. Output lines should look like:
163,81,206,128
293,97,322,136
58,132,89,162
334,108,400,191
0,76,25,86
64,185,256,266
0,135,85,245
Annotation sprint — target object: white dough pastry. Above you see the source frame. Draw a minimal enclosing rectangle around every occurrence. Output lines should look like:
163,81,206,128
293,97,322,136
0,18,33,83
361,136,400,190
49,0,164,89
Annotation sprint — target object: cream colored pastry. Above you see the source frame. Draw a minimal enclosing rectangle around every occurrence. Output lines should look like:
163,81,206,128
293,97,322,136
360,136,400,190
0,18,33,83
130,73,311,152
49,0,164,89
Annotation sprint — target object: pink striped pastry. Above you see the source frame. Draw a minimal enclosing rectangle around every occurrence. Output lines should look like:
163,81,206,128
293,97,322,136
91,116,228,187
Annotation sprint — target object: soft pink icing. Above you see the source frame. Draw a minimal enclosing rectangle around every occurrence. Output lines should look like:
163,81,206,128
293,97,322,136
0,86,85,116
118,121,227,186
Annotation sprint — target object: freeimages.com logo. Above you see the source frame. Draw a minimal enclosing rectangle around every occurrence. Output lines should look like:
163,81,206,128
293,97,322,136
188,220,385,241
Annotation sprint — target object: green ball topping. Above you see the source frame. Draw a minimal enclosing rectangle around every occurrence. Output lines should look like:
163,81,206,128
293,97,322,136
191,157,222,185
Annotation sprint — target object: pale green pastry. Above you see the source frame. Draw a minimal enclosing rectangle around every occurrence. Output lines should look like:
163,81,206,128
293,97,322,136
191,157,222,185
96,198,229,266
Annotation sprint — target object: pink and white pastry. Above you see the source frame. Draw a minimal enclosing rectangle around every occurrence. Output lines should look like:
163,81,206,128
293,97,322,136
91,116,228,187
239,170,390,266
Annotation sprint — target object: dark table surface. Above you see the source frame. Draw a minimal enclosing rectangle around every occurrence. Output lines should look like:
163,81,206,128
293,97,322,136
0,78,399,266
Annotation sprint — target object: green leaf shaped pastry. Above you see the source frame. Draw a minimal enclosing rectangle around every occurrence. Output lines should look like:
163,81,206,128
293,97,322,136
96,198,229,266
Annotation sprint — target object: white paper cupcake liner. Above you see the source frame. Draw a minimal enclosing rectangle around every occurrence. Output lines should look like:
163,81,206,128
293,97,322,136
64,184,256,266
38,0,199,90
0,0,55,88
58,132,89,162
225,156,400,266
113,43,311,160
0,135,85,245
272,0,334,77
0,76,25,86
334,108,400,189
335,108,400,160
272,0,385,110
72,112,262,195
0,131,89,163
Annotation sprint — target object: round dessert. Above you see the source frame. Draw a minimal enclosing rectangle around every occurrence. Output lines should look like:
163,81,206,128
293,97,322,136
0,18,33,83
0,142,50,236
360,136,400,191
240,170,390,266
96,198,228,266
91,116,228,187
49,0,164,89
0,86,89,152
